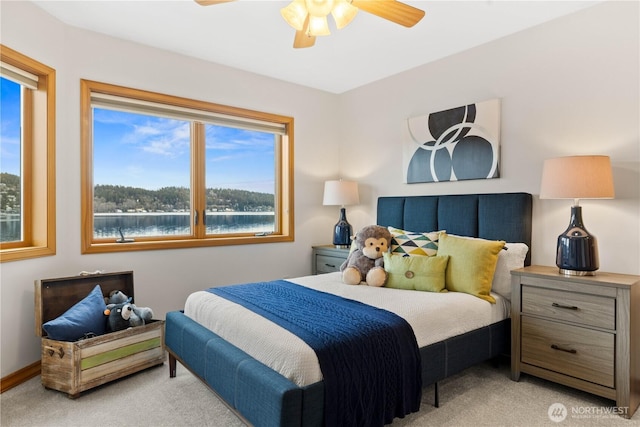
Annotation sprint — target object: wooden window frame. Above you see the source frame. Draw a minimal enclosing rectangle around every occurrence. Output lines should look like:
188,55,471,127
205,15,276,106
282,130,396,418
0,45,56,262
80,79,294,254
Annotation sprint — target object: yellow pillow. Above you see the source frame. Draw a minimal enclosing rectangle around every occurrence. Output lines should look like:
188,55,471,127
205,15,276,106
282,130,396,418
436,233,505,303
383,253,449,292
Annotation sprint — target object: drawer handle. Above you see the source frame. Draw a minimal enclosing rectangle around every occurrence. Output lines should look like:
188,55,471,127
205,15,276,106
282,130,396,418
324,263,336,268
552,302,579,310
551,344,577,354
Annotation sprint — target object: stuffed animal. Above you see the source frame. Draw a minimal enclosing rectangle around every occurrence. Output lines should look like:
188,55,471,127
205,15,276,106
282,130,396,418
340,225,392,287
129,304,154,327
104,301,154,331
103,289,153,327
104,302,134,332
104,290,130,305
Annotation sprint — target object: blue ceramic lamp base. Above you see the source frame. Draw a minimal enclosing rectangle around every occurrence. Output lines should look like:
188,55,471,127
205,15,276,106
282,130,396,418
556,206,599,276
333,207,352,248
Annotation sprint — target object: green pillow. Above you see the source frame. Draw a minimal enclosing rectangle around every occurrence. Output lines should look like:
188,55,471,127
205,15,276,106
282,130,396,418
436,233,505,303
383,252,449,292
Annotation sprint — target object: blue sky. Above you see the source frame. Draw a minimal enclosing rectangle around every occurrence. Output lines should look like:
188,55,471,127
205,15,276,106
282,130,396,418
0,78,21,176
1,77,276,194
93,108,276,194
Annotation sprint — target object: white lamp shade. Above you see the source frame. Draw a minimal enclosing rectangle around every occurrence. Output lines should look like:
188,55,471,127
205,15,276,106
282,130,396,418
540,155,614,200
323,180,359,206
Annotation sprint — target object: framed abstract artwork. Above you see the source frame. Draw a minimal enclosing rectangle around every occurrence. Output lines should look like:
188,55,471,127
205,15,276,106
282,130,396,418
403,99,501,184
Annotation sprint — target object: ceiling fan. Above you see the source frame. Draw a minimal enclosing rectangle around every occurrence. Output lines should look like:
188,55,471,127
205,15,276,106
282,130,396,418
195,0,425,49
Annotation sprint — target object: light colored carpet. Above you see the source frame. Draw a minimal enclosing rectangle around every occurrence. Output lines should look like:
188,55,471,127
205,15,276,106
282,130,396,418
1,360,638,426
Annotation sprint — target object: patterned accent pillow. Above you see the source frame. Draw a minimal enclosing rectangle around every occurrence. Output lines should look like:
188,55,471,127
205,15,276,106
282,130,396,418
388,227,442,257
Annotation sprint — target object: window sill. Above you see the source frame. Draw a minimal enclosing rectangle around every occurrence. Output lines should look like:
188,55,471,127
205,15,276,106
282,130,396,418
82,234,294,254
1,245,56,262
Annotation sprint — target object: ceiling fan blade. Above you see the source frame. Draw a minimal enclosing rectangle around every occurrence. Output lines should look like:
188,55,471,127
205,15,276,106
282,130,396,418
351,0,425,27
194,0,236,6
293,16,316,49
294,30,316,48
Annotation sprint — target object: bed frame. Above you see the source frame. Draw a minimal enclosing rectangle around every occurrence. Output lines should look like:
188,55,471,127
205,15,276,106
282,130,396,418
165,192,532,427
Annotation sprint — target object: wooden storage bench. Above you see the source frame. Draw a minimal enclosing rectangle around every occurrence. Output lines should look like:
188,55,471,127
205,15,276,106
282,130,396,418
35,271,165,398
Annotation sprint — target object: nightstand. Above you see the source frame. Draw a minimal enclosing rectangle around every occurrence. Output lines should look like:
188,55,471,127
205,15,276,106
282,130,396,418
511,265,639,418
312,245,350,275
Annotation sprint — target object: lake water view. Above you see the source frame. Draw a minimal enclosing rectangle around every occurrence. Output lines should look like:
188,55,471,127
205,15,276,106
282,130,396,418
0,212,275,242
0,213,21,242
94,212,275,238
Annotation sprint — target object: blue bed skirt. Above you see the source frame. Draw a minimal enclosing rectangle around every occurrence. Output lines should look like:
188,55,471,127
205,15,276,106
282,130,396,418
165,310,509,427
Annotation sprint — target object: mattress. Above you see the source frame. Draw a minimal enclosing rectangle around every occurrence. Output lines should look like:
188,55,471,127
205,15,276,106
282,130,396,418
184,272,509,387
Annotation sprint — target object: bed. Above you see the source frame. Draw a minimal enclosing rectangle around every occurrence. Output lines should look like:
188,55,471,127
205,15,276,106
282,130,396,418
164,192,533,427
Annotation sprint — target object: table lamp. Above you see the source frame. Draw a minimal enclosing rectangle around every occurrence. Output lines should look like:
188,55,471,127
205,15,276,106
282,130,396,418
539,155,614,276
323,180,359,248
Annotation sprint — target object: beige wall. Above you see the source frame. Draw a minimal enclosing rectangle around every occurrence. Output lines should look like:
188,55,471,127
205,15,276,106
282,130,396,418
337,0,639,276
1,0,638,377
0,0,341,377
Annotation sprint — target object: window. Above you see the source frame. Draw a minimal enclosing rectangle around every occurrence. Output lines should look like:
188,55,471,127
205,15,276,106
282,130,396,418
80,80,294,253
0,45,56,262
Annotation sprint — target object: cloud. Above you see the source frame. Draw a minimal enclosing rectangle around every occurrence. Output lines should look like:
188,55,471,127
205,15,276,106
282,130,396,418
91,108,277,190
205,126,274,151
95,108,191,158
131,119,190,157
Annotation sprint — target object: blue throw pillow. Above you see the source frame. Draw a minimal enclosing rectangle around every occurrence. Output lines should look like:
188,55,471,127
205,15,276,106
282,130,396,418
43,284,107,341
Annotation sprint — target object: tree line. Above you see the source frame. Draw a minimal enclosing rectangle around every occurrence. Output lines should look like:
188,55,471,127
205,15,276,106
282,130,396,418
94,184,274,213
0,173,273,213
0,173,20,212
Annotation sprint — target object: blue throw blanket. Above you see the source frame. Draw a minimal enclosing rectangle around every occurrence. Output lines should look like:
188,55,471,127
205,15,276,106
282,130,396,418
207,280,422,426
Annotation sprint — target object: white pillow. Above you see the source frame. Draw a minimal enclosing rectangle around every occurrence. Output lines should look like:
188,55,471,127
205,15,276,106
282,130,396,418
492,243,529,300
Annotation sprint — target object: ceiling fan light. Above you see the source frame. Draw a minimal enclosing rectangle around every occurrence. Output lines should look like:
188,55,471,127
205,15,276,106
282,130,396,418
308,15,331,36
305,0,334,17
331,1,358,29
281,0,308,31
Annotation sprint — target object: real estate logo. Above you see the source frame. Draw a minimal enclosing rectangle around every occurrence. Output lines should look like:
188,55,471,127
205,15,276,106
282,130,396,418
548,403,567,422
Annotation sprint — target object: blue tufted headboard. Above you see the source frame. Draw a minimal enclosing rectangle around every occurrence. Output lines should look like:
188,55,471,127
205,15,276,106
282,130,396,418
377,192,533,266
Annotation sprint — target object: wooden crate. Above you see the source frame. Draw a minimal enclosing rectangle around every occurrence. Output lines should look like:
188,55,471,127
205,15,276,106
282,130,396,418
35,271,165,398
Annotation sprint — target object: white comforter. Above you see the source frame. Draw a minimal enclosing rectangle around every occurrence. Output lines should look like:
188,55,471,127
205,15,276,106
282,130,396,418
184,272,509,387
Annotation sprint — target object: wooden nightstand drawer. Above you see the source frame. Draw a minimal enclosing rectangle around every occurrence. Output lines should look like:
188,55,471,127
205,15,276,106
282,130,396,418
521,316,614,388
512,266,640,418
522,285,615,329
312,245,349,275
316,255,343,274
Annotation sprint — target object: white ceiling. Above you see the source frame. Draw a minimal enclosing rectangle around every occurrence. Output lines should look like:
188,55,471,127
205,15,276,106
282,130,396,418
31,0,602,94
